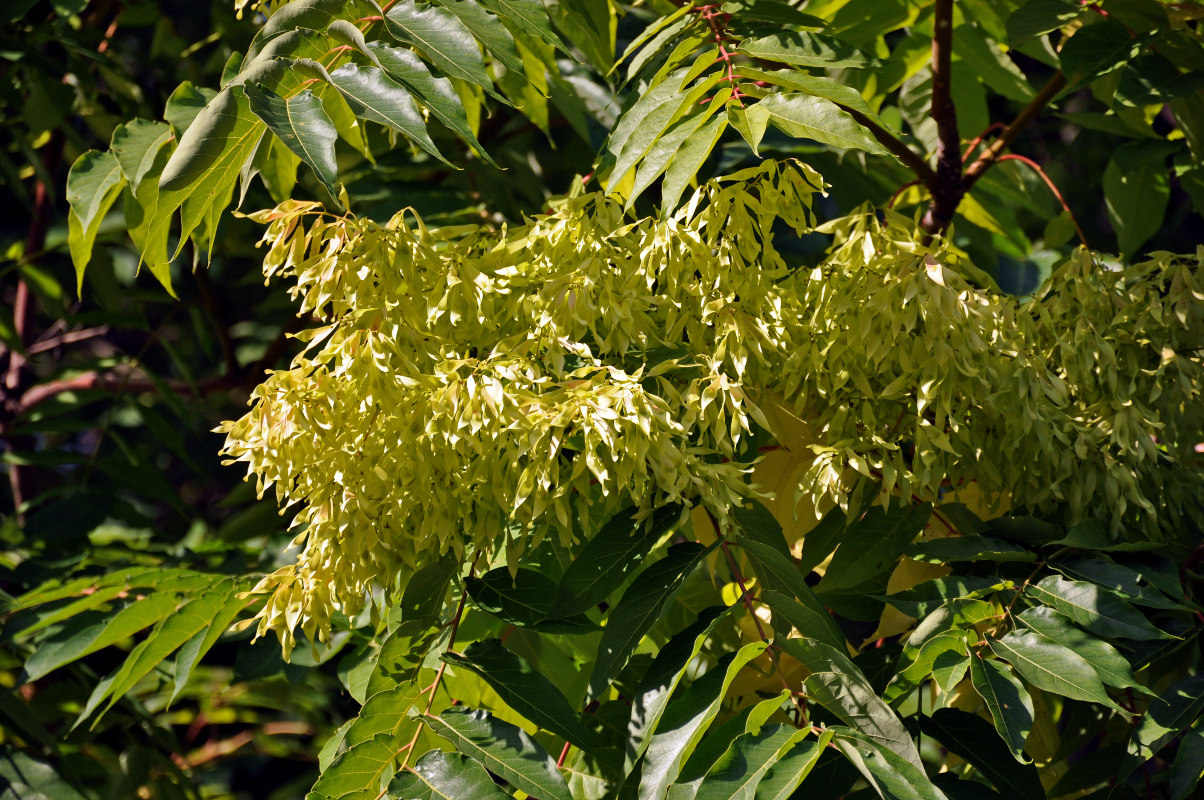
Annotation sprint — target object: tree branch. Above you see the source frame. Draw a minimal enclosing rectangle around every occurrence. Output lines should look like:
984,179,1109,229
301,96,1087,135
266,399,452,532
921,0,963,234
962,71,1067,192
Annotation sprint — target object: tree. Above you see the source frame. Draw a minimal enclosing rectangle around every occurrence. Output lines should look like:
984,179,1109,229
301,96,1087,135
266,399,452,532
2,0,1203,798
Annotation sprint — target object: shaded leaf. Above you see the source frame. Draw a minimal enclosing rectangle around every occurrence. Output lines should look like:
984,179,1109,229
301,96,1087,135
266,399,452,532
553,504,683,619
969,653,1033,762
245,85,340,202
588,541,717,698
830,727,950,800
109,120,174,195
328,63,452,167
385,0,499,97
443,639,599,754
1016,606,1145,691
1027,575,1170,641
424,707,572,800
736,30,877,69
917,709,1044,797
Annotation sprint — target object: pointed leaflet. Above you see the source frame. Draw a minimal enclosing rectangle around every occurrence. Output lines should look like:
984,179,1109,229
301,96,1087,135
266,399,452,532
830,728,950,800
366,619,443,696
433,0,523,73
109,120,174,196
23,592,184,682
83,580,249,723
736,30,877,69
690,726,813,800
171,580,257,704
735,67,893,127
123,142,174,286
638,642,768,799
553,504,683,618
442,638,599,754
245,85,340,202
668,692,794,798
153,84,265,267
609,71,724,189
1016,606,1145,691
744,93,892,157
367,42,495,165
164,81,218,135
907,536,1034,563
659,113,729,216
477,0,567,52
66,150,126,288
1026,575,1170,640
916,709,1044,798
389,750,513,800
988,631,1126,712
626,605,739,767
969,653,1033,762
423,708,572,800
588,541,718,699
777,637,923,769
755,732,832,800
328,63,453,167
604,65,696,172
385,0,500,98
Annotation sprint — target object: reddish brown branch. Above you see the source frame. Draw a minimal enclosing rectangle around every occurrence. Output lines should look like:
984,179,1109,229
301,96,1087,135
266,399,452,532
921,0,963,234
962,72,1067,192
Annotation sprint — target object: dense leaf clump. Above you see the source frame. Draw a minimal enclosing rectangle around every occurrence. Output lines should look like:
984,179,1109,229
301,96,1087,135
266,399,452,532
220,162,1204,647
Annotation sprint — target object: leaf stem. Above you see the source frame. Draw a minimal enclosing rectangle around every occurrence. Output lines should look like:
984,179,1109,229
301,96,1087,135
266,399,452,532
962,72,1067,192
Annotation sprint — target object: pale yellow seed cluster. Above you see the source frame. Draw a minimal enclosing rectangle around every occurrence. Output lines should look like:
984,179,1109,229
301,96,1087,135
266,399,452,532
222,162,1204,652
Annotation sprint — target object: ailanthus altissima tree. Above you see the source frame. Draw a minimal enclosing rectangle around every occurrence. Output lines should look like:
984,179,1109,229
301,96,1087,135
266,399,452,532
4,0,1204,798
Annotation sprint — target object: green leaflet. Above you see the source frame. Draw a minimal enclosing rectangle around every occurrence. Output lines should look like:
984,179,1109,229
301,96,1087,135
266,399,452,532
328,63,453,167
906,535,1034,563
1016,606,1146,691
778,637,923,770
1103,142,1174,256
424,707,572,800
659,112,729,216
685,725,812,800
434,0,523,73
1026,575,1171,641
736,30,878,69
831,727,950,800
1169,725,1204,800
245,0,371,62
384,0,501,99
754,730,833,800
367,42,495,164
389,750,514,800
987,631,1127,712
66,149,126,292
153,84,266,277
637,642,769,799
245,85,340,202
467,566,595,631
587,541,717,699
553,504,683,619
1128,674,1204,761
24,592,184,682
970,653,1035,763
78,579,250,725
342,683,423,749
109,120,174,196
307,731,398,799
477,0,567,53
366,619,443,697
625,605,740,768
744,93,892,157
